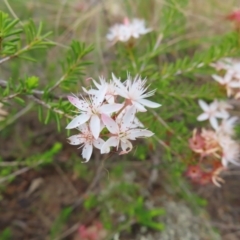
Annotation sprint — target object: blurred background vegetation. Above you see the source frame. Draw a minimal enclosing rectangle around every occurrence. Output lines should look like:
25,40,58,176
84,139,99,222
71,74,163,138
0,0,240,239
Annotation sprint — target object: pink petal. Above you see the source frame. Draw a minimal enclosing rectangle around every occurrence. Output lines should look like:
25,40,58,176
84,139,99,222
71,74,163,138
138,98,161,108
101,114,119,134
82,143,93,162
66,114,90,129
90,115,101,139
68,96,89,111
99,103,123,114
101,136,119,154
198,100,209,111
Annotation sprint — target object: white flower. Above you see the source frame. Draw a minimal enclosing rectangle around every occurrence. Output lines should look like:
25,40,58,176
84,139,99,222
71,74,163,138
212,73,240,97
197,100,229,129
216,116,238,136
106,18,151,43
68,124,105,162
211,58,234,71
83,76,118,104
66,88,123,139
218,134,240,167
101,106,154,154
112,73,161,112
129,19,152,38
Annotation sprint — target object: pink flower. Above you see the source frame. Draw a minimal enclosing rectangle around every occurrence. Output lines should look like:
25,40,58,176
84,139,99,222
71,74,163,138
227,9,240,23
68,124,105,162
66,88,123,139
113,73,161,112
78,222,106,240
101,106,154,154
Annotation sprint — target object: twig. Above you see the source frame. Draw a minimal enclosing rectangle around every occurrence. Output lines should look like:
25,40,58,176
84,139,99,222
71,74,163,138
0,79,86,99
53,223,80,240
0,103,33,131
151,110,185,143
0,161,28,166
0,161,43,184
28,95,73,119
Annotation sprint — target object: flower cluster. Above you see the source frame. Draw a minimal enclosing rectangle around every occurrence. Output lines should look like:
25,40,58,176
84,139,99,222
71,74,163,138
211,58,240,99
187,99,240,187
67,74,161,162
106,18,152,44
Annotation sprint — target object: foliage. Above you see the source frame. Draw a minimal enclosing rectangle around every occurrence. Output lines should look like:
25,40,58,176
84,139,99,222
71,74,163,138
0,0,239,238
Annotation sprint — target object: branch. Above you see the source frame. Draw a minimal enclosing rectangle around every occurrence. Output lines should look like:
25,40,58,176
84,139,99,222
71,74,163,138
28,95,73,119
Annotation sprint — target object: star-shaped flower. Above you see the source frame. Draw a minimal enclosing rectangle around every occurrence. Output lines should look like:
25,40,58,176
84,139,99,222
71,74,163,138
66,87,123,139
112,73,161,112
197,100,229,129
101,106,154,154
68,124,105,162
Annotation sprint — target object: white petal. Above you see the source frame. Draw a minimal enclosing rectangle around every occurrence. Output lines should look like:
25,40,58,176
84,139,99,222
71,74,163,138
90,115,101,139
105,94,115,104
112,73,128,97
101,114,119,134
68,135,84,145
212,75,224,84
82,143,93,162
101,136,119,154
99,103,123,114
127,129,154,140
133,117,144,128
119,140,133,155
221,157,228,167
68,96,89,111
92,86,107,107
132,101,147,112
229,81,240,88
120,105,136,132
215,111,229,119
197,113,209,121
66,114,90,129
138,98,161,108
93,138,105,150
209,117,218,130
198,100,209,111
77,123,88,133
